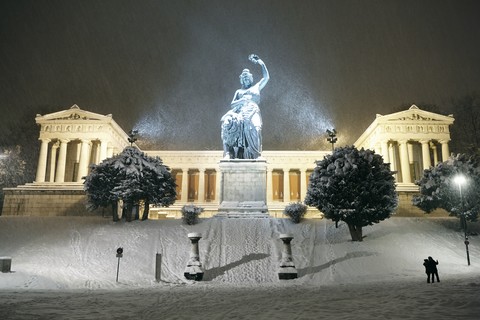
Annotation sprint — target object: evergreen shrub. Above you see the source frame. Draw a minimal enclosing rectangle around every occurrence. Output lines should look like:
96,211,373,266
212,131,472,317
181,204,204,225
284,202,307,223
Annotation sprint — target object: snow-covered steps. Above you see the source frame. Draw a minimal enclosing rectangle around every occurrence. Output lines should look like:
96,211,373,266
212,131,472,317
214,212,270,218
216,201,269,218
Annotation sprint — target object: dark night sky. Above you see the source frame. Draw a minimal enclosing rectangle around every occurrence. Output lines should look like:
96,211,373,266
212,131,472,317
1,0,480,150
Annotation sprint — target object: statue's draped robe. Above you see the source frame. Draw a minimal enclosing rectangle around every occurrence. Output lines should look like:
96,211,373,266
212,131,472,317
221,85,262,159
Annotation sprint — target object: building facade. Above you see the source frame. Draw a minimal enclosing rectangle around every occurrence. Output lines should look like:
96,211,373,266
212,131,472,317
34,104,131,184
2,104,454,218
354,105,454,191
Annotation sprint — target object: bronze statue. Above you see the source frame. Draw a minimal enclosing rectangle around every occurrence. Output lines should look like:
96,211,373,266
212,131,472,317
221,54,269,159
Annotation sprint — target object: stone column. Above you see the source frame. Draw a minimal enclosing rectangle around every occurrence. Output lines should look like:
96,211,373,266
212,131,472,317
266,168,273,204
107,146,114,158
398,140,412,183
381,141,390,164
300,169,307,201
440,139,450,162
420,140,431,171
99,140,108,162
55,139,69,183
407,143,414,164
181,168,189,203
430,142,439,165
215,170,221,204
35,138,50,183
388,143,396,172
283,168,290,203
48,142,59,182
77,139,91,182
92,141,100,164
75,142,82,164
198,168,205,203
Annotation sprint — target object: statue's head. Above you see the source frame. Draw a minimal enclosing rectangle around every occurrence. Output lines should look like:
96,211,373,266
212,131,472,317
239,69,253,88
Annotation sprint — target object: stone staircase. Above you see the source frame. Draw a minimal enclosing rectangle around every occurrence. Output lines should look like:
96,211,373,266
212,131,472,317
215,201,270,218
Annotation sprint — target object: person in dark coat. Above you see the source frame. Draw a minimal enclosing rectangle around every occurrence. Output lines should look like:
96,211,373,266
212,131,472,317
423,259,432,283
428,256,440,283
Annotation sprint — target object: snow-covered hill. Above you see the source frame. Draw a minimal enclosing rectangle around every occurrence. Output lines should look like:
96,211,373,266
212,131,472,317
1,216,479,319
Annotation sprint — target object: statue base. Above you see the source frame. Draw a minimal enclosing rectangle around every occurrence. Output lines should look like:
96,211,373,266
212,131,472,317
215,159,269,218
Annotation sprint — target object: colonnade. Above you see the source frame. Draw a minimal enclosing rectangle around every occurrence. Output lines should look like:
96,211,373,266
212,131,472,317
377,139,449,183
35,138,115,183
34,135,451,200
175,168,214,203
171,167,312,204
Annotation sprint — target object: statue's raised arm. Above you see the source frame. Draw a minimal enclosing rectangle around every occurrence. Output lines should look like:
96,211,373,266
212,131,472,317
221,54,269,160
248,54,269,91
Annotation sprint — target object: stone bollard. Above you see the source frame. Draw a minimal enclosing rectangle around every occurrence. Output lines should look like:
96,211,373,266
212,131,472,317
0,256,12,273
184,233,204,281
155,253,162,282
278,234,297,280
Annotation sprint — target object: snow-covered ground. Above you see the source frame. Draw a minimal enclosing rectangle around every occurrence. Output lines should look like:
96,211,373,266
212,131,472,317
0,216,479,319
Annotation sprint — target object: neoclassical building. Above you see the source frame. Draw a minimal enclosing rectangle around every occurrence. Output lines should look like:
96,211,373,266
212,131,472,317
34,105,131,184
354,105,454,191
2,104,454,218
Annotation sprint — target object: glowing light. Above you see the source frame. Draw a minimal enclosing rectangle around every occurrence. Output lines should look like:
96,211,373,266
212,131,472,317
453,174,466,187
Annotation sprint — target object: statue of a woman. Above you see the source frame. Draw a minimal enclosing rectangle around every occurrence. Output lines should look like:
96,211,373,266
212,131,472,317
221,54,270,159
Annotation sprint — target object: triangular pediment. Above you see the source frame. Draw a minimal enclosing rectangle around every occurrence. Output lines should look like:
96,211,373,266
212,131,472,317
36,105,112,122
377,105,454,123
354,104,455,148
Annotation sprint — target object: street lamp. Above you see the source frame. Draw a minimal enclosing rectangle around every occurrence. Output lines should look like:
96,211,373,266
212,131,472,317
453,174,470,266
128,129,139,146
326,129,337,151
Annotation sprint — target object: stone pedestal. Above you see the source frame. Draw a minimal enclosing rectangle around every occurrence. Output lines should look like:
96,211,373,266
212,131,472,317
278,234,297,280
216,159,269,218
184,233,204,281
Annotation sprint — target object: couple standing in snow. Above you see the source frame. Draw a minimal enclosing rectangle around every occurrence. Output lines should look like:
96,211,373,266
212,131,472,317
423,256,440,283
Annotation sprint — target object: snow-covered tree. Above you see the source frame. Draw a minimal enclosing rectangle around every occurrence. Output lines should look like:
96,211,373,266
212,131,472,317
84,146,176,221
0,146,27,213
448,93,480,154
413,153,480,224
305,146,398,241
0,106,58,184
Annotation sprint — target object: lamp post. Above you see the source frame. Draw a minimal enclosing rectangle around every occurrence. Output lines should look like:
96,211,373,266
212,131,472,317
453,174,470,266
116,247,123,282
128,129,138,146
326,129,337,152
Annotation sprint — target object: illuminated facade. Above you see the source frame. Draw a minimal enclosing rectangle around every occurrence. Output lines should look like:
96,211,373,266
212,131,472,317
145,150,328,212
354,105,454,191
2,104,454,217
33,105,131,184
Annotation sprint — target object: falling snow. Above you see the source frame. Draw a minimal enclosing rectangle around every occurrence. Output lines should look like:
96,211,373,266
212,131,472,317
1,1,480,151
